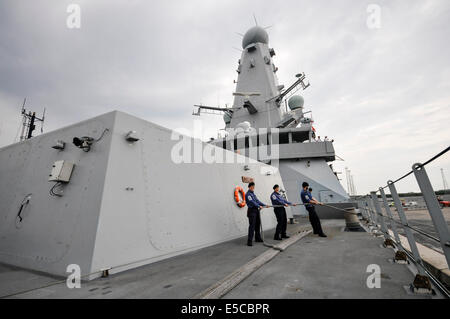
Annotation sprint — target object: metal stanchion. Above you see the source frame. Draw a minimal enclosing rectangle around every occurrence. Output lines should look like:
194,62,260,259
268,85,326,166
412,163,450,268
367,195,377,225
360,198,370,221
379,187,401,245
388,180,434,294
364,196,376,227
387,180,424,272
371,191,389,239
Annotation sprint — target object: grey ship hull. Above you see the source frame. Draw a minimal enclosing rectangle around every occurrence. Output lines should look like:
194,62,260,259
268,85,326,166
0,111,283,279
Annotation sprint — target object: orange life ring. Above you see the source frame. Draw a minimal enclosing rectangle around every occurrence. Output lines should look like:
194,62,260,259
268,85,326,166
234,186,246,208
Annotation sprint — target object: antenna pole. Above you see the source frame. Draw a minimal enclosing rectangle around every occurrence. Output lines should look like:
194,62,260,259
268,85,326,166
21,98,26,113
441,168,449,191
27,112,36,139
41,108,46,133
19,99,27,142
18,99,46,141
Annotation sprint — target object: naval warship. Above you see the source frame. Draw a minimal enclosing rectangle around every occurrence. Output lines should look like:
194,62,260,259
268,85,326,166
0,26,447,300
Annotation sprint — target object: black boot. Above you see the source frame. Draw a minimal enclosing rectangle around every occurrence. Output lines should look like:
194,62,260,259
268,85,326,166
247,241,253,246
282,234,290,239
255,238,264,243
319,233,327,238
273,235,282,241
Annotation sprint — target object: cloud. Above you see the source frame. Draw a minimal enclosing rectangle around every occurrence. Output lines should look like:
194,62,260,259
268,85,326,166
0,0,449,194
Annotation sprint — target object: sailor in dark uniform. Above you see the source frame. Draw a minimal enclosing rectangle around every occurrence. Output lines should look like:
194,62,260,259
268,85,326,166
245,182,268,246
270,184,296,240
300,182,327,237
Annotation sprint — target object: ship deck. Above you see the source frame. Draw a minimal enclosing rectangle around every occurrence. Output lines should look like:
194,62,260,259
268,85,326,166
0,219,444,299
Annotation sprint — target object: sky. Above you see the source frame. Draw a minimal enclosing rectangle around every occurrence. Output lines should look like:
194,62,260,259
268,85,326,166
0,0,449,194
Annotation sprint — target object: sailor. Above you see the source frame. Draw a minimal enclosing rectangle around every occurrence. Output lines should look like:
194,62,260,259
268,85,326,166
245,182,268,246
301,182,327,237
270,185,297,240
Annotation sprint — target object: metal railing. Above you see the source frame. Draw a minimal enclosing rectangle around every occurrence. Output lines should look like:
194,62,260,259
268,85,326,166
358,146,450,297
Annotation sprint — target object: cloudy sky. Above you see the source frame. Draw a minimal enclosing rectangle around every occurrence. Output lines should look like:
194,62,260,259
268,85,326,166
0,0,449,194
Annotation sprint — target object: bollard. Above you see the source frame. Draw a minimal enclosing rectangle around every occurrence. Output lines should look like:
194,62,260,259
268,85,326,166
343,207,364,231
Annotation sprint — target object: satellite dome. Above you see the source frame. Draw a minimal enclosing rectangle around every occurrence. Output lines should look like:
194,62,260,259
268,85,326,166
242,26,269,49
236,121,252,132
288,95,304,110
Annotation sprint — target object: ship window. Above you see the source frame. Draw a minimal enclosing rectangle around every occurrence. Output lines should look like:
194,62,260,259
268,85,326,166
279,132,289,144
292,131,309,143
245,136,249,148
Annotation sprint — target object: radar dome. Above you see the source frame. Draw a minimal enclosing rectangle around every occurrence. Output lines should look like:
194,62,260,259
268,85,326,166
288,95,304,110
242,26,269,49
236,121,251,132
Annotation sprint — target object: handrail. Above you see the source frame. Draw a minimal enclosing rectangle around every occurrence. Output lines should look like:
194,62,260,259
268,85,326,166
380,146,450,190
362,145,450,297
391,218,441,243
369,210,441,243
383,231,450,298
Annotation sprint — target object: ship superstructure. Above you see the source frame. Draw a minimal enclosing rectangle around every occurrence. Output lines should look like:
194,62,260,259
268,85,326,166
199,26,350,217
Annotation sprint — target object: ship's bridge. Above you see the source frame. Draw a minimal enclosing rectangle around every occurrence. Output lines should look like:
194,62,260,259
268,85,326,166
210,125,335,162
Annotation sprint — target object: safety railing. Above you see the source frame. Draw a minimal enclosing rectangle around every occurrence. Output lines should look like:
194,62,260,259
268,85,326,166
358,146,450,297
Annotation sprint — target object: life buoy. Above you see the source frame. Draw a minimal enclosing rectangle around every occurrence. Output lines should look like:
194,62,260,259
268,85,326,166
234,186,246,208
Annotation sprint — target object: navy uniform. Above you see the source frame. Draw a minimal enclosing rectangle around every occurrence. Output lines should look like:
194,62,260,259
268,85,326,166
245,190,266,244
300,189,325,236
270,191,291,239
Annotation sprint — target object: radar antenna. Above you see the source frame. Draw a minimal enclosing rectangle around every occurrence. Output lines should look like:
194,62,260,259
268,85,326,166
272,72,310,103
253,14,258,26
192,104,239,117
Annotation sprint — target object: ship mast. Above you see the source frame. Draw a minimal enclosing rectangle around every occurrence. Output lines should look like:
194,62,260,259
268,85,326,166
18,98,46,141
